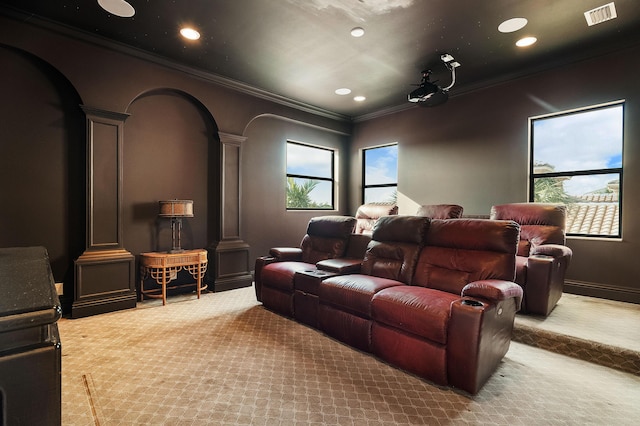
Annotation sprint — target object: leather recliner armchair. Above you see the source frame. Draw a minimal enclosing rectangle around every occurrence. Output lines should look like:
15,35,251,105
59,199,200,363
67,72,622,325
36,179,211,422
490,202,573,316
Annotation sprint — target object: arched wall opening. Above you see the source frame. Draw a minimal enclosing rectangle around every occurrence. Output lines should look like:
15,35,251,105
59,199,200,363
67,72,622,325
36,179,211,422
124,88,221,256
0,44,85,286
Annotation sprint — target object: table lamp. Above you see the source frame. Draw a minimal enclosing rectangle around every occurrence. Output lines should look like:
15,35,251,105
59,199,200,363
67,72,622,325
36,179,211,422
158,200,194,253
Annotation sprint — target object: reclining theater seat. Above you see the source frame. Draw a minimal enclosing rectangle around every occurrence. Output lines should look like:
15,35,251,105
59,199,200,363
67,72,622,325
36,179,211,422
354,202,398,235
255,215,356,317
370,218,523,394
415,204,464,219
490,203,573,316
318,215,430,352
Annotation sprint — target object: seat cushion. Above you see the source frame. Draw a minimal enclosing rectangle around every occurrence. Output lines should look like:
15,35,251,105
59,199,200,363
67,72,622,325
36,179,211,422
261,261,315,292
372,286,459,345
319,274,403,317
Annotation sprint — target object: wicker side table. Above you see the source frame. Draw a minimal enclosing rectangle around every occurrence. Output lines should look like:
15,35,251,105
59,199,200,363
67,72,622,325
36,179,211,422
139,249,208,305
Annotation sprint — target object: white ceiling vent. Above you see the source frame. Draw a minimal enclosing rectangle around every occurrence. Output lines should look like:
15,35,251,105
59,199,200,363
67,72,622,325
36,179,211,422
584,2,617,26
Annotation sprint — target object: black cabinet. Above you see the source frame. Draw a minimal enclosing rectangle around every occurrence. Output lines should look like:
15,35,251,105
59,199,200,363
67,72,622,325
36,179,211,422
0,247,62,426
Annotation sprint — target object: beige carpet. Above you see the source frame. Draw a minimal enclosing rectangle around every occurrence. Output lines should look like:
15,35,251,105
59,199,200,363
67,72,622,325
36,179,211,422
513,293,640,375
59,286,640,425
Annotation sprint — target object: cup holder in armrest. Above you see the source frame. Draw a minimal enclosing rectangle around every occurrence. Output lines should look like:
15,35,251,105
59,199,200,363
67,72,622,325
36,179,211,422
461,299,484,307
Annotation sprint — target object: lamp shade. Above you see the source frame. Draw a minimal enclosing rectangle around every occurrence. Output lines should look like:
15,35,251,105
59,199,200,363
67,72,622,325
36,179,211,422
158,200,194,217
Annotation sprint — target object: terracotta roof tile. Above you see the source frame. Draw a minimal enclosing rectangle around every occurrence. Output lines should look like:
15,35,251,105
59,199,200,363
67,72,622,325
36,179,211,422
566,193,619,236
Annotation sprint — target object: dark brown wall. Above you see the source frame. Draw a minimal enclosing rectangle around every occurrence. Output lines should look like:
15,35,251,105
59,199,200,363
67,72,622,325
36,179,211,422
0,45,85,281
123,90,214,255
242,114,351,262
0,16,351,286
350,44,640,303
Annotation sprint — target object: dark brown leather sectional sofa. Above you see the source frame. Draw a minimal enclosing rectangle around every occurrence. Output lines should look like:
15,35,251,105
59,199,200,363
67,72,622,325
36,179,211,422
255,215,523,394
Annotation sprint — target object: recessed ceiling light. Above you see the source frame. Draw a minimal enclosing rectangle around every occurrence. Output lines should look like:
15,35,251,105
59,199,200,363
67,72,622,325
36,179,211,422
180,27,201,40
354,96,366,102
498,17,528,33
335,88,351,95
351,27,365,37
97,0,135,18
516,36,537,47
498,18,529,33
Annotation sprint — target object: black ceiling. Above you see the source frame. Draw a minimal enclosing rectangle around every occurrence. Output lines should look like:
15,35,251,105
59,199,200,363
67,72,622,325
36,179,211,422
2,0,639,119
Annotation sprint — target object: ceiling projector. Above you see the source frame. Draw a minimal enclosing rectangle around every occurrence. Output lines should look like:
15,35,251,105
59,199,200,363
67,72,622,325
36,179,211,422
408,54,461,107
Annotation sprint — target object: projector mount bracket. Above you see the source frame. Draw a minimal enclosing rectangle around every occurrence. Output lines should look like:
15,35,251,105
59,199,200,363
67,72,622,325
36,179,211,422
408,53,461,106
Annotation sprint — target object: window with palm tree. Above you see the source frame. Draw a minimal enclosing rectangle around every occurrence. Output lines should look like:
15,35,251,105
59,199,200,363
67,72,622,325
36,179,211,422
286,141,334,210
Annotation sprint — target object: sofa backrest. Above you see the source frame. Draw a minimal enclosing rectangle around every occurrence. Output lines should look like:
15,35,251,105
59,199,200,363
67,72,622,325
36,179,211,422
344,233,372,259
360,215,430,284
490,203,566,257
354,202,398,235
300,215,357,264
415,204,464,219
412,219,520,295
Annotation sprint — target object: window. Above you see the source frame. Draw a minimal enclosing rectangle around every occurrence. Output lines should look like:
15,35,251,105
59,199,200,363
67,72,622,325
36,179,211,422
363,144,398,203
286,141,334,210
529,101,623,237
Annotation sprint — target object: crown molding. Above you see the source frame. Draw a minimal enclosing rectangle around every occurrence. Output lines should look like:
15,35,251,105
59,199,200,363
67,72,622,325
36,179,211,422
0,6,351,123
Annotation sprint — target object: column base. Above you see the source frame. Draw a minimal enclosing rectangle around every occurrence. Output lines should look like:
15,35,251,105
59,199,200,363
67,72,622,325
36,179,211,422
72,249,136,318
210,239,253,292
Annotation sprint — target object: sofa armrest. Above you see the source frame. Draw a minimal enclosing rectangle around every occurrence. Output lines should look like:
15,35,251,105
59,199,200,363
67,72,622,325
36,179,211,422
523,249,572,316
269,247,303,261
531,243,572,263
316,258,362,274
254,255,279,302
256,248,303,301
462,279,523,311
448,292,519,394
